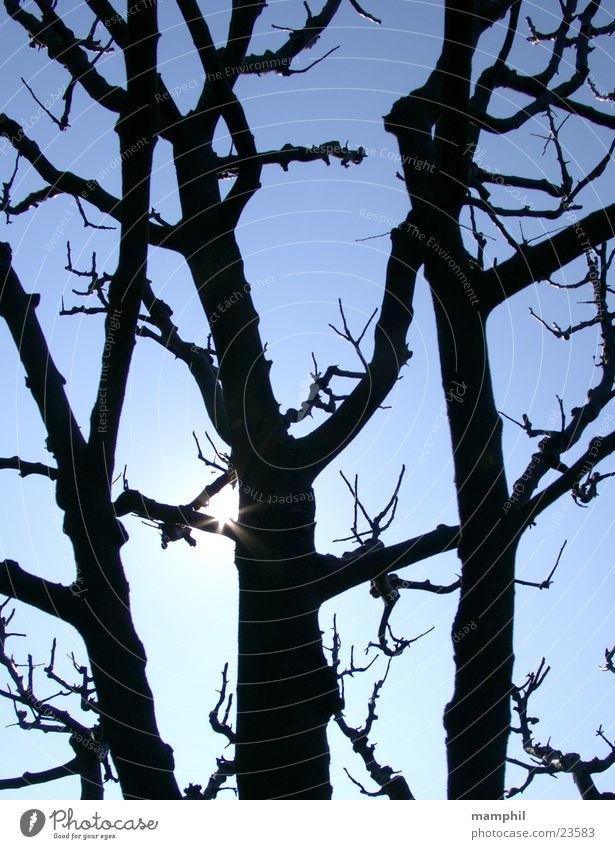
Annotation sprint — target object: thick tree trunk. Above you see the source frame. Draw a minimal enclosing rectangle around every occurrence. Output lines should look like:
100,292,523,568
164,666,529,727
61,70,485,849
66,493,181,800
428,253,516,800
81,592,181,800
233,494,338,799
445,537,516,800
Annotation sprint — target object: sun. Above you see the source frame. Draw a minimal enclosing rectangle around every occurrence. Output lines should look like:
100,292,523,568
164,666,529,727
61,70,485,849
206,486,239,525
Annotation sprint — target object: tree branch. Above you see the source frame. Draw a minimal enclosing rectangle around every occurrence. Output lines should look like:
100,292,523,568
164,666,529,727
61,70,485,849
480,203,615,310
0,116,174,248
0,758,80,791
299,223,419,473
517,431,615,528
331,624,414,799
508,659,615,799
0,456,57,479
86,0,159,467
318,523,460,601
114,489,235,541
214,140,366,178
0,561,76,622
239,0,343,78
4,0,125,111
0,243,86,470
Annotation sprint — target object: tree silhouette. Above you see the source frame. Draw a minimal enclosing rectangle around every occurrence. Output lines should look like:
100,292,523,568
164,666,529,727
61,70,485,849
0,0,614,800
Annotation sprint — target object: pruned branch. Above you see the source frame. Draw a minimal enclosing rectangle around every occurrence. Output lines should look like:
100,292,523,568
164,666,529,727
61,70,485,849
515,540,566,590
239,0,344,78
114,489,237,544
0,603,110,798
335,465,405,547
318,523,460,601
1,608,89,739
186,662,238,800
209,663,235,745
504,247,615,517
299,224,419,472
0,561,76,623
600,646,615,675
45,639,99,714
284,360,363,425
0,758,81,791
184,757,236,800
5,0,125,111
0,243,86,471
480,204,615,311
0,456,57,480
136,291,230,444
214,140,366,177
507,658,615,799
347,0,381,26
367,574,435,658
331,621,414,799
189,433,235,508
329,300,377,371
518,430,615,528
0,116,173,248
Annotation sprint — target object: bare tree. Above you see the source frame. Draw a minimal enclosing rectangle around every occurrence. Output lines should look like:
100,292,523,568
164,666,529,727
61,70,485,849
0,0,614,800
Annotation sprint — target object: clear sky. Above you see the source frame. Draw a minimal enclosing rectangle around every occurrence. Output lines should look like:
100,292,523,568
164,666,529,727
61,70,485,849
0,0,613,801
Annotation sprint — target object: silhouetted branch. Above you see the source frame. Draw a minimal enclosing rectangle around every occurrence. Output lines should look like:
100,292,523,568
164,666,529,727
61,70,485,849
300,224,419,472
0,602,112,798
515,540,566,590
284,359,363,425
185,663,238,800
114,489,235,543
331,621,414,798
0,758,80,791
348,0,381,25
335,465,405,546
0,119,173,247
239,0,344,78
0,456,57,480
319,523,460,601
45,639,99,714
367,577,435,658
518,431,615,528
504,248,615,519
5,0,124,111
209,663,235,745
508,659,615,799
136,287,230,444
0,562,75,623
600,646,615,675
0,243,86,471
214,140,366,178
184,758,236,800
480,203,615,311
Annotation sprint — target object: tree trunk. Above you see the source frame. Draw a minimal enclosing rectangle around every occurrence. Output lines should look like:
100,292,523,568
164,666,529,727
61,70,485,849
67,504,181,800
233,494,338,799
428,252,516,800
444,537,516,800
81,592,181,800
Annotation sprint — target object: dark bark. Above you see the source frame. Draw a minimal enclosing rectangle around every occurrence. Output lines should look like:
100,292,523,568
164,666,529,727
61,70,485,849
426,247,516,799
74,542,181,800
3,0,615,803
233,494,338,800
383,1,521,793
73,748,104,801
0,760,80,792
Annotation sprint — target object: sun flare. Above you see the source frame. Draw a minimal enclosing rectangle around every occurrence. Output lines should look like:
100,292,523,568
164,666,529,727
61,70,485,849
206,486,239,525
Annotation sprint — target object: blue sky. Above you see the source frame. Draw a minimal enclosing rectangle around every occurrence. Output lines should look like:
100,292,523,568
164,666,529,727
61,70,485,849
0,0,614,800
